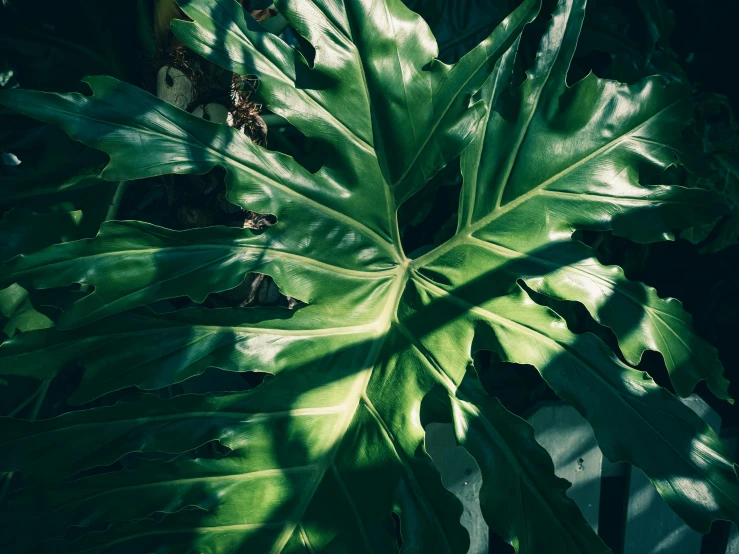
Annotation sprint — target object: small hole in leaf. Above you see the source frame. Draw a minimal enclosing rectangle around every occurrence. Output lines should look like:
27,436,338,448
177,367,271,395
266,118,329,174
203,273,299,310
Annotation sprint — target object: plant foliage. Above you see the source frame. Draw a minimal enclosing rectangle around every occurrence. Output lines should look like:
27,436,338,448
0,0,738,552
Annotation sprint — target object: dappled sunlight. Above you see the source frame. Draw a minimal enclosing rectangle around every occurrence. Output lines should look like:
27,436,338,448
0,0,737,551
629,482,658,519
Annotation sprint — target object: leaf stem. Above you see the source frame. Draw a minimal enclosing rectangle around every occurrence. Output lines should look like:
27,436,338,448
105,181,130,222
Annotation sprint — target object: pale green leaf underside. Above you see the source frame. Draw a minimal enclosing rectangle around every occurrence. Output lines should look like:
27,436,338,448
0,0,736,552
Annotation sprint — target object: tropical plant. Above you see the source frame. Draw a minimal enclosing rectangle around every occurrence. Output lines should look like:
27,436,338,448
0,0,738,552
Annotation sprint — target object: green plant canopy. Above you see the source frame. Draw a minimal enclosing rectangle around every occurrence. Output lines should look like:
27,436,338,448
0,0,737,552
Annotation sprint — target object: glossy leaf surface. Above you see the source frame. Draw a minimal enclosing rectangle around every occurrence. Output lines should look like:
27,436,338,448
0,0,737,552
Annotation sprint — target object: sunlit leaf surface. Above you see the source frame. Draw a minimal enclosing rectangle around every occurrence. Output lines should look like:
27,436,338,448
0,0,736,552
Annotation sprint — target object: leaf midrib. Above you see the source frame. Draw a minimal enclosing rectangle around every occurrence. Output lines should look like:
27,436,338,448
390,11,532,195
455,397,604,551
474,96,687,232
176,2,376,156
71,522,285,554
467,235,688,325
24,98,399,262
267,270,410,553
7,234,399,282
395,290,599,550
27,464,318,520
415,95,688,269
1,406,348,448
411,272,733,515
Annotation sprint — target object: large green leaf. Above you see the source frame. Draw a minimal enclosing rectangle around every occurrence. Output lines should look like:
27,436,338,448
0,0,737,552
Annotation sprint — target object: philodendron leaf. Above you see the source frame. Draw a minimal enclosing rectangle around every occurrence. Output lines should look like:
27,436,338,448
0,0,736,552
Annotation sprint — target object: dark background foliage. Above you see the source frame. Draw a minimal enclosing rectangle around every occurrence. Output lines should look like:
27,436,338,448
670,0,739,111
604,0,739,418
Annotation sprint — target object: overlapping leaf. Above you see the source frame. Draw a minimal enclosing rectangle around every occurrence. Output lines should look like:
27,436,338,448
402,0,514,63
0,0,737,552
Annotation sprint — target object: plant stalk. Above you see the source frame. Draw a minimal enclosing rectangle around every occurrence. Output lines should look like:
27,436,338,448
105,181,130,222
